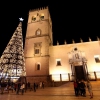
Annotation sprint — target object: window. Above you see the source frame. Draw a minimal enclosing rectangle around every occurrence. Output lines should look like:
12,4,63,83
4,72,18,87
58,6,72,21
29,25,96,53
56,59,61,66
35,49,39,54
40,16,44,20
94,55,100,63
32,16,36,21
36,28,41,36
34,43,42,56
95,58,100,62
37,64,40,70
40,13,44,20
57,61,61,66
35,63,41,70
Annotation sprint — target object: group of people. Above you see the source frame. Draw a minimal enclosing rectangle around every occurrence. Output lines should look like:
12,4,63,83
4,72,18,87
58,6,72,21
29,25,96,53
0,79,94,99
0,81,45,95
73,79,93,99
0,81,25,95
27,81,45,92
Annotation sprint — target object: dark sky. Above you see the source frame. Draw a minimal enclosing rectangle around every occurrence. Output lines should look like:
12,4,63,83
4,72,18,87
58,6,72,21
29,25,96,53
0,1,100,56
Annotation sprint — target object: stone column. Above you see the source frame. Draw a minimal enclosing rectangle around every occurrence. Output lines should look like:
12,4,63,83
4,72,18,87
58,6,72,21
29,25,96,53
71,64,74,75
52,80,54,87
94,71,97,81
68,73,70,81
60,74,62,81
49,75,52,81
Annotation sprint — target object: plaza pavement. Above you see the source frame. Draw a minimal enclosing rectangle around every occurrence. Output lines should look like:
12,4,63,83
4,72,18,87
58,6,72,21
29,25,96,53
0,81,100,100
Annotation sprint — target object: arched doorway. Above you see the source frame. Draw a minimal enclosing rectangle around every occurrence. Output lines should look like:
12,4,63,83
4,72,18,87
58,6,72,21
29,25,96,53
74,65,85,80
68,47,88,81
71,62,88,81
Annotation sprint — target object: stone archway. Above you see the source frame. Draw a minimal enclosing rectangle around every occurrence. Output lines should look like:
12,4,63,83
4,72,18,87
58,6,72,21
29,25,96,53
74,65,85,80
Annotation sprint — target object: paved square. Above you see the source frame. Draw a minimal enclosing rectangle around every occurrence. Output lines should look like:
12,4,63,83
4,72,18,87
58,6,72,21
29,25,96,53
0,81,100,100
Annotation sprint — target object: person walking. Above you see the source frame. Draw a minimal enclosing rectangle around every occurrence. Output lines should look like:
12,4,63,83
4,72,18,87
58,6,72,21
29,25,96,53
33,82,36,92
20,82,25,95
42,81,44,89
86,80,93,99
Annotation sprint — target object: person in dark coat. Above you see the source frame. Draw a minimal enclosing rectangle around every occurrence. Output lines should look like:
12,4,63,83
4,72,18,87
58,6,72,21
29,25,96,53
16,82,21,94
80,80,86,97
1,81,6,94
33,82,36,92
73,80,78,96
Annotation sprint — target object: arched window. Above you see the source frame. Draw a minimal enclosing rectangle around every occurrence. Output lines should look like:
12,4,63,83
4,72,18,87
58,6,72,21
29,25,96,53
32,15,36,21
40,13,44,20
35,28,41,36
37,64,40,70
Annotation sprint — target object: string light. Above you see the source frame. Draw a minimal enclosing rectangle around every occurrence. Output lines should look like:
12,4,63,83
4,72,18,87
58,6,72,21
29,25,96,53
0,20,26,81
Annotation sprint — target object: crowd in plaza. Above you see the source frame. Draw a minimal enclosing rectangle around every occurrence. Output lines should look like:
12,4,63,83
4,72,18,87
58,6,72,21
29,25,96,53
0,80,45,95
0,79,93,99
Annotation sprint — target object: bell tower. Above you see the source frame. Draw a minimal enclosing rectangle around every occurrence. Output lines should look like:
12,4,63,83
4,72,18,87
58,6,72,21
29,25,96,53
24,7,53,82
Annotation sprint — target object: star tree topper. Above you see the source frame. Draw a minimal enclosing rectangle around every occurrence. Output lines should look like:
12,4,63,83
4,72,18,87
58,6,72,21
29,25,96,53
19,18,24,21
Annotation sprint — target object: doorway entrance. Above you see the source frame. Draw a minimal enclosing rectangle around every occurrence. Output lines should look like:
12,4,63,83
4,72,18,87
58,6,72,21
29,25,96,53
75,65,85,80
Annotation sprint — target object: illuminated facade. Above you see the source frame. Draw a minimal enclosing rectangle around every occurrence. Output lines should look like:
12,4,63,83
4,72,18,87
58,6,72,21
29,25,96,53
24,7,100,83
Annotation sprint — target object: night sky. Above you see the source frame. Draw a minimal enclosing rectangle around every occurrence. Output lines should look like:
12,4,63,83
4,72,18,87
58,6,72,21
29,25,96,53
0,1,100,56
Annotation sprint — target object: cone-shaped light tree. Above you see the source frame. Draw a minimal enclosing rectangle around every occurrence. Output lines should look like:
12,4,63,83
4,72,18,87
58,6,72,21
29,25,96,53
0,18,26,80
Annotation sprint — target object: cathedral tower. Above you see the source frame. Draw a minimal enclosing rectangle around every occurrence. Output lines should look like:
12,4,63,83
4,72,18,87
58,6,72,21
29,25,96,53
24,7,53,82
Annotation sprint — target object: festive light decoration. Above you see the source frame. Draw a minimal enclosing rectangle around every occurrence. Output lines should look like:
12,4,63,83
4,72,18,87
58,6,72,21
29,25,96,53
0,20,26,81
19,18,24,21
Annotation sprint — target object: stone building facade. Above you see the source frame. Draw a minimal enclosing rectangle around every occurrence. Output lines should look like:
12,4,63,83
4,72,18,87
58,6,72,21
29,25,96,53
24,7,100,84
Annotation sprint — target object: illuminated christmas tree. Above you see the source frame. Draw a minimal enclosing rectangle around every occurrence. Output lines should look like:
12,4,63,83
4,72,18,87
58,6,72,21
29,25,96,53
0,18,26,80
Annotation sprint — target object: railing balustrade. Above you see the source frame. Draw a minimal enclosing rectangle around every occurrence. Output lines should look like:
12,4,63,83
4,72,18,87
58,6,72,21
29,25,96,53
51,71,100,82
